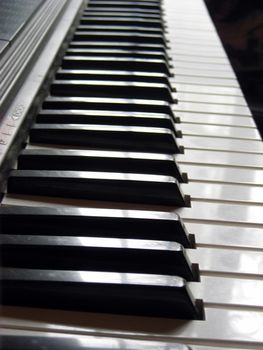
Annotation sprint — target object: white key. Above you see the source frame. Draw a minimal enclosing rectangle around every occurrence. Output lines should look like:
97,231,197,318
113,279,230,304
169,44,227,56
180,136,263,153
170,53,228,65
174,102,251,117
173,61,234,72
181,163,263,185
173,75,240,87
189,248,263,277
187,222,263,250
177,149,263,169
174,83,244,96
178,124,259,140
175,92,247,106
182,181,263,205
190,276,263,307
2,306,263,347
179,201,263,226
178,112,254,127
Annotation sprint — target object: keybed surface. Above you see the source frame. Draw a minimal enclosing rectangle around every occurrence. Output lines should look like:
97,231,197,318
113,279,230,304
1,0,263,349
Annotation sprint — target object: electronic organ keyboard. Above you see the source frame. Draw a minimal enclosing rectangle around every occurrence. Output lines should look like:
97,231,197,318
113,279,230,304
1,0,263,349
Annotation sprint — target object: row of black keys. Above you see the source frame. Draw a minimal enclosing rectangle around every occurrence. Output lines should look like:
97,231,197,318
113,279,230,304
1,206,202,319
1,0,203,320
8,1,186,207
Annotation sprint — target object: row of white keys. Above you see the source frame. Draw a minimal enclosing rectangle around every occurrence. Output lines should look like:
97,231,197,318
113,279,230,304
164,0,263,348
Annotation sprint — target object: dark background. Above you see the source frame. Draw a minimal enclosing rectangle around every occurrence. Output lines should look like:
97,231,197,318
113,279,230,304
205,0,263,138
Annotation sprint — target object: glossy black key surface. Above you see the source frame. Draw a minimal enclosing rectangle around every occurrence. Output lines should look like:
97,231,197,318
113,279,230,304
77,25,163,35
1,335,192,350
84,7,160,15
36,110,178,132
2,268,203,319
30,124,180,154
87,1,161,10
65,48,170,63
0,206,193,247
50,80,174,103
7,170,187,206
82,11,161,19
56,69,174,90
73,32,167,46
70,41,167,52
80,16,164,28
43,96,176,118
2,235,196,280
18,148,186,182
62,56,171,75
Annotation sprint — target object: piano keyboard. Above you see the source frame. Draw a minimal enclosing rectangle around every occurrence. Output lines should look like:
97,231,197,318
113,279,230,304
1,0,263,349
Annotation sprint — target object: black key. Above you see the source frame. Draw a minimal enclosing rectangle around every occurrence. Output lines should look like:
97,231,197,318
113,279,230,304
36,110,178,132
62,56,171,75
7,170,188,206
18,148,187,182
70,41,167,52
0,205,193,247
65,48,170,63
50,80,174,103
84,7,161,14
56,69,174,91
87,1,161,10
82,11,162,19
2,267,203,319
43,96,176,118
77,25,163,35
1,335,192,350
2,235,197,280
29,124,181,154
73,32,167,47
80,16,164,28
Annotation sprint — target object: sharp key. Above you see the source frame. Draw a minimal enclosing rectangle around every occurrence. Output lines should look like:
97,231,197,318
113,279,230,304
36,110,177,133
80,16,164,29
62,56,171,76
77,25,164,35
7,170,188,207
50,80,174,103
42,96,176,119
87,1,161,11
65,48,170,64
69,42,167,52
18,148,186,182
2,235,197,280
29,124,180,154
0,205,193,247
2,268,203,319
56,69,174,91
